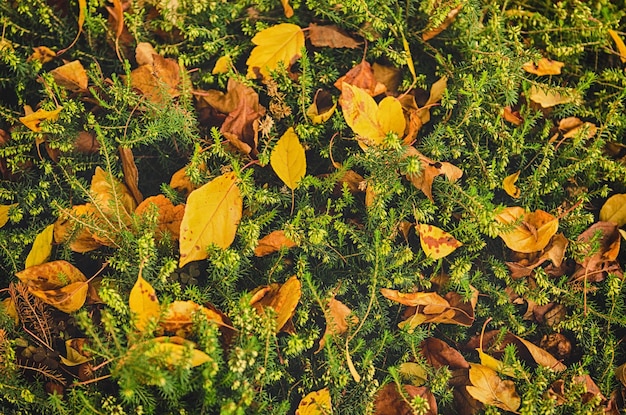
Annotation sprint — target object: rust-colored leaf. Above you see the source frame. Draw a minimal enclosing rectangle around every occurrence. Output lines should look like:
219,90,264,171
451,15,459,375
135,195,185,240
404,146,462,201
416,224,462,259
503,106,523,126
334,60,386,97
422,4,463,41
421,337,470,370
130,49,181,104
254,230,297,257
373,383,437,415
119,146,143,205
317,297,357,351
308,23,360,49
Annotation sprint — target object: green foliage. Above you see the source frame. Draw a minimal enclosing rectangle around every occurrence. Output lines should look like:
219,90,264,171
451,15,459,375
2,0,626,413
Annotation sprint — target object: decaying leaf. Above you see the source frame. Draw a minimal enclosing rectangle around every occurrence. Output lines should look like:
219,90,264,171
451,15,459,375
416,224,462,259
421,337,470,370
466,363,521,412
135,194,185,240
422,4,464,41
503,171,521,198
608,29,626,64
308,23,360,49
169,163,206,196
495,207,559,253
270,127,307,190
179,172,242,267
60,338,91,366
296,388,332,415
15,260,88,313
130,46,181,104
522,58,564,75
250,275,301,332
571,221,622,282
334,60,386,97
404,146,463,201
558,117,597,139
50,60,88,92
373,383,438,415
25,224,54,268
254,230,297,257
317,297,357,351
119,146,143,205
160,300,225,337
90,166,137,220
246,23,305,79
129,274,160,333
600,194,626,226
503,106,523,126
28,46,56,63
19,106,62,132
306,89,336,124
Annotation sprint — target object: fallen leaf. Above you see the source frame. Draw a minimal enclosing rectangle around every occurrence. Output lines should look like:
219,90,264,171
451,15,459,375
160,300,225,337
558,117,597,139
334,60,386,97
25,224,54,268
608,29,626,63
280,0,294,18
317,297,357,351
50,60,88,92
179,172,242,267
212,55,231,74
514,334,566,371
381,288,451,308
28,46,56,63
2,297,19,325
372,63,401,94
135,42,157,66
15,260,88,313
306,89,336,124
528,85,575,108
404,147,462,201
522,58,564,75
119,146,143,205
250,275,301,332
129,274,160,333
495,207,558,253
616,363,626,387
466,363,521,412
270,127,306,190
600,194,626,226
135,195,185,240
571,221,622,282
422,4,463,41
399,362,428,386
53,204,105,252
246,23,305,79
144,336,211,368
373,383,437,415
503,171,521,198
90,166,137,221
254,230,297,256
421,337,470,370
503,106,523,126
60,338,91,366
130,50,181,104
308,23,360,49
416,224,462,259
19,107,62,132
295,388,332,415
58,0,86,54
0,203,17,228
169,163,206,196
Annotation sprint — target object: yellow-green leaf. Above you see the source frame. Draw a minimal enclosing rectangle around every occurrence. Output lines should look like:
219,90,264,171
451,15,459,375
246,23,305,79
270,127,306,190
25,224,55,268
608,29,626,64
129,275,160,332
600,194,626,226
179,172,243,267
296,388,332,415
0,204,17,228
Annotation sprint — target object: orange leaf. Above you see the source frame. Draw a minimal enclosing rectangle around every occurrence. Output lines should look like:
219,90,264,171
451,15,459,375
503,171,521,198
130,50,181,104
179,172,242,267
416,224,462,259
608,29,626,63
280,0,294,18
246,23,304,79
50,60,88,92
381,288,450,308
528,85,576,108
495,207,558,253
129,274,160,333
135,195,184,240
28,46,56,64
19,107,62,132
522,58,564,75
119,146,143,205
422,4,463,41
270,127,307,190
254,230,297,257
317,297,357,351
160,300,225,337
250,275,301,332
334,60,386,97
90,166,137,220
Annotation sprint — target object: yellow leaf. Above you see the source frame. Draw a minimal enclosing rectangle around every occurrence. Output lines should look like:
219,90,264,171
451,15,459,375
2,297,19,325
495,207,558,253
246,23,304,79
250,275,301,332
416,224,462,260
270,127,306,190
522,58,564,75
296,388,332,415
399,362,428,386
19,107,62,132
528,85,575,108
145,336,211,368
50,60,88,92
0,204,17,228
59,0,86,54
378,96,406,138
608,29,626,64
160,300,226,337
60,339,91,366
476,348,517,378
179,172,242,267
212,55,232,74
25,224,55,268
503,171,521,198
466,363,521,412
600,194,626,226
28,46,56,64
129,274,160,333
280,0,294,18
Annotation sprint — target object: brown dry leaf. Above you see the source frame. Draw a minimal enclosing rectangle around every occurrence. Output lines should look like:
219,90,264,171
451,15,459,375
250,275,301,332
503,106,523,126
513,334,566,371
73,131,100,154
306,89,336,124
90,166,137,220
334,60,386,97
129,273,160,333
119,146,143,205
60,338,91,366
160,300,225,337
522,58,565,75
571,221,622,282
420,337,469,370
528,85,575,108
130,49,181,104
373,383,438,415
381,288,450,308
19,106,62,132
15,260,88,313
295,388,332,415
254,230,297,257
28,46,56,64
58,0,86,54
416,224,462,259
219,80,266,156
135,195,185,240
616,363,626,387
372,63,401,95
317,297,358,351
558,117,597,139
246,23,304,79
136,42,157,66
50,60,88,92
422,4,464,41
495,207,558,253
53,204,104,252
600,194,626,226
503,171,521,198
179,172,242,267
308,23,360,49
539,333,572,361
404,146,462,201
466,363,521,412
